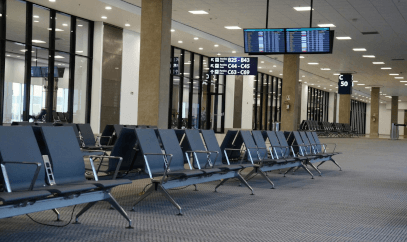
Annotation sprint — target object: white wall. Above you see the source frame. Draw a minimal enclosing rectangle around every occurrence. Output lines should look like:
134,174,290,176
120,29,140,125
328,92,335,122
225,75,235,129
300,83,308,121
90,21,104,133
378,103,405,135
241,75,254,129
366,103,371,134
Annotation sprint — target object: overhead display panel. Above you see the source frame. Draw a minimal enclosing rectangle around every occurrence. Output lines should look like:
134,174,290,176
286,27,331,54
209,57,258,75
244,29,285,54
338,74,353,94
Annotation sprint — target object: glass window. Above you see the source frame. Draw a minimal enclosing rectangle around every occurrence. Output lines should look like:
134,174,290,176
73,56,88,123
75,19,89,56
29,46,48,121
55,51,69,114
6,0,26,43
55,12,71,53
32,5,50,49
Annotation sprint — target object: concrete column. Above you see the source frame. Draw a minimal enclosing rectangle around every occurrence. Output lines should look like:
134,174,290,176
328,92,335,122
338,94,351,124
233,75,243,129
369,87,380,137
404,110,407,138
137,0,172,128
281,55,300,131
391,96,398,129
241,76,254,129
224,75,235,129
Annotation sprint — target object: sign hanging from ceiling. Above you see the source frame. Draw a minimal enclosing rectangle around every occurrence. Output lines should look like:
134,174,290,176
209,57,258,75
338,74,353,94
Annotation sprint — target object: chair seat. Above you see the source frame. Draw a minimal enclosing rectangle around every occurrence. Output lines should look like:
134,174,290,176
82,145,114,150
153,169,205,178
0,190,51,203
83,179,132,189
81,150,105,157
39,183,98,195
215,164,243,171
199,168,224,174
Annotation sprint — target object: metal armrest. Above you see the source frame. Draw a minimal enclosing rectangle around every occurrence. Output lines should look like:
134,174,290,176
224,148,242,151
321,143,337,153
1,161,42,192
185,150,218,169
89,155,123,180
143,153,173,182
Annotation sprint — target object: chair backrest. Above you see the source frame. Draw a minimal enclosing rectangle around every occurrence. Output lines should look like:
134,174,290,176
311,131,323,148
239,131,260,162
201,129,222,165
40,127,86,184
184,129,209,168
156,129,186,172
77,123,96,147
0,126,46,191
109,128,138,172
113,125,124,139
11,121,34,126
265,131,288,158
134,128,167,175
251,130,268,160
291,131,308,155
299,131,313,154
100,125,115,145
36,122,56,126
306,131,322,153
63,113,69,121
60,123,81,146
57,112,65,122
220,130,241,160
52,112,59,121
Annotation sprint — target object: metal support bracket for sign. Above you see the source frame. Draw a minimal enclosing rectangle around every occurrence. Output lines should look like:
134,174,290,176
310,0,313,28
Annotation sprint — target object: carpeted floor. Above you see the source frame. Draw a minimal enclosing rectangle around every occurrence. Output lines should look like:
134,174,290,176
1,137,407,242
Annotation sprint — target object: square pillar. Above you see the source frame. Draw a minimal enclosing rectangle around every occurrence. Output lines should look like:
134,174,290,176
391,96,398,129
137,0,172,128
338,94,351,124
369,87,380,138
280,54,300,131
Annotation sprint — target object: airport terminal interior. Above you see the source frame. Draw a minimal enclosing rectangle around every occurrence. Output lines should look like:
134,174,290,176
0,0,407,241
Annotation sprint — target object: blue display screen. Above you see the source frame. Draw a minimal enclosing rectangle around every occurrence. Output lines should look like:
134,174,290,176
244,29,285,54
286,28,331,53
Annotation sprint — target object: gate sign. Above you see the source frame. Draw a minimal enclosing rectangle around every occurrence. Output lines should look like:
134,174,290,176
209,57,258,75
338,74,353,94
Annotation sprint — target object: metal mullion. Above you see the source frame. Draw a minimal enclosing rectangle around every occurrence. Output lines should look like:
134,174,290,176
278,78,282,122
205,75,211,130
177,49,185,129
254,76,258,130
168,46,174,128
46,10,56,122
268,76,273,130
0,0,6,124
264,75,269,130
67,16,76,123
273,77,277,122
259,73,264,130
23,2,33,121
307,87,310,120
221,75,225,133
85,21,94,124
187,53,194,129
213,75,219,132
197,55,203,129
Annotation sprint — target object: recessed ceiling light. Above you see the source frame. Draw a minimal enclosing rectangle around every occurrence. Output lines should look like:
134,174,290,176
199,47,203,50
34,20,39,23
279,74,283,76
33,15,39,18
214,44,219,47
217,53,221,56
194,37,199,40
32,40,46,43
78,25,83,27
225,26,241,29
259,67,262,69
62,23,68,27
400,81,407,83
353,48,366,51
188,10,209,14
232,51,236,53
101,16,107,19
381,67,391,69
302,75,305,77
300,56,305,58
17,56,20,58
48,28,64,32
333,73,340,75
49,0,55,2
76,51,83,53
269,70,272,72
299,80,302,82
318,24,335,27
105,6,112,10
336,36,351,40
294,6,312,11
261,61,264,63
125,23,130,27
320,68,331,70
389,73,399,75
178,40,183,43
171,29,175,32
308,62,319,65
373,62,384,64
362,55,375,58
357,84,365,85
55,55,65,59
6,55,10,57
395,77,404,79
353,81,358,82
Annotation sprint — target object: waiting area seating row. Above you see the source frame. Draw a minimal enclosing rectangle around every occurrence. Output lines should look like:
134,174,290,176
299,120,359,137
0,125,342,229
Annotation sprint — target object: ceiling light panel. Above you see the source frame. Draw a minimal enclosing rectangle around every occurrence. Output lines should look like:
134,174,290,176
188,10,209,14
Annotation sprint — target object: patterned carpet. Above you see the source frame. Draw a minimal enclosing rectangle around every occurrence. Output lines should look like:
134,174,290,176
1,137,407,242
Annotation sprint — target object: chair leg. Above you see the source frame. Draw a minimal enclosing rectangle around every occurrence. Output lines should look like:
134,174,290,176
158,185,182,215
236,174,254,195
300,164,314,179
52,208,61,221
308,162,322,176
106,193,133,229
74,201,98,224
214,178,229,193
331,158,342,171
317,160,327,168
258,169,275,189
284,167,295,177
244,168,256,180
131,183,156,211
193,184,198,191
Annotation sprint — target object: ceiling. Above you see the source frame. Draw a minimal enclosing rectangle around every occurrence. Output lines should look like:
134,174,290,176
26,0,407,104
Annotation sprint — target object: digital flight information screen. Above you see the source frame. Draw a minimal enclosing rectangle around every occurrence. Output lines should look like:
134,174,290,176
244,29,285,54
286,27,331,53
